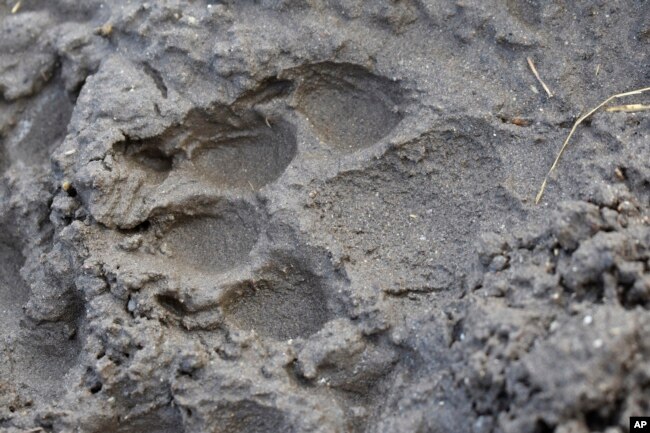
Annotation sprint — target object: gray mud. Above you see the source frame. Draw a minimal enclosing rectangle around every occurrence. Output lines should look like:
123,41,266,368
1,1,649,432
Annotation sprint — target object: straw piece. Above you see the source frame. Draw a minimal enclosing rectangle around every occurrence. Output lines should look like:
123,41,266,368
535,86,650,204
527,57,553,98
605,104,650,113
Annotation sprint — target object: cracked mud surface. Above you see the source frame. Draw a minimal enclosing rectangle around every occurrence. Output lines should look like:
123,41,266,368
0,1,649,432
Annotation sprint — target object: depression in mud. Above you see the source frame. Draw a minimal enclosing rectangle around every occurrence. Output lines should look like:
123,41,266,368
0,1,649,432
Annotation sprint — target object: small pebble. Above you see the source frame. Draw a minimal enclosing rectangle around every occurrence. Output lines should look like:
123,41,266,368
489,255,508,272
119,235,143,252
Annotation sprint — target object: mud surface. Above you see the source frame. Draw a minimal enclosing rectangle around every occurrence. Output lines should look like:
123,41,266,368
1,1,649,432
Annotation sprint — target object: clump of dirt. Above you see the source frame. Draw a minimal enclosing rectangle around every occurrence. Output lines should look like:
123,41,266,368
1,1,649,432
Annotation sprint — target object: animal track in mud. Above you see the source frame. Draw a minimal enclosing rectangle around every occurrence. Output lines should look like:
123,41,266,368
121,108,297,192
163,202,261,273
221,259,337,340
121,140,176,185
129,145,174,173
103,101,297,227
294,62,403,153
192,121,296,191
308,119,523,291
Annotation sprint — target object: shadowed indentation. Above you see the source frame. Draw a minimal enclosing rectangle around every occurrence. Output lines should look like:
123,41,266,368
120,140,175,185
156,293,189,316
212,400,294,433
164,204,260,273
222,263,332,340
193,120,297,191
117,108,297,193
142,62,168,98
131,146,174,172
294,62,403,153
92,405,185,433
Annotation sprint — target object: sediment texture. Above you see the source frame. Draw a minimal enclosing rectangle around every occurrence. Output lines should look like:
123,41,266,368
0,1,649,432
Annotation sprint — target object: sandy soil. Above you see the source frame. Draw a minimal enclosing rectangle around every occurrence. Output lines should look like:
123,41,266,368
0,1,649,432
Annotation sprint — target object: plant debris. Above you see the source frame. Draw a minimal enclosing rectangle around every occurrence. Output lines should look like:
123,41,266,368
536,86,650,204
527,57,553,98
